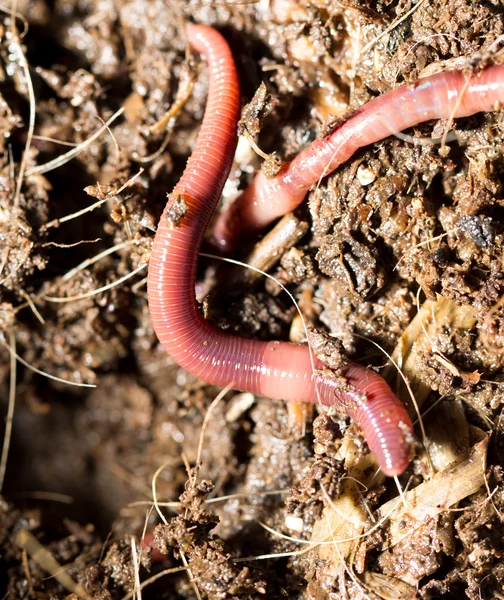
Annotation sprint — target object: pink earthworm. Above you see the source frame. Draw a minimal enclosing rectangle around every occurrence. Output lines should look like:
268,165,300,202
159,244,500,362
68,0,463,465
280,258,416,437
214,65,504,251
147,24,413,477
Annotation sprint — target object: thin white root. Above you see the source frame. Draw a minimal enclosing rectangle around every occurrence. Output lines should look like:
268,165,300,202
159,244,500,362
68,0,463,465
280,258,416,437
0,336,96,388
27,107,125,176
0,330,16,492
42,263,147,303
11,25,36,207
43,168,143,230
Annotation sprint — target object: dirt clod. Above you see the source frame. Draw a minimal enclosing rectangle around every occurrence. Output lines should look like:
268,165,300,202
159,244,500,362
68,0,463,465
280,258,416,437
165,192,188,228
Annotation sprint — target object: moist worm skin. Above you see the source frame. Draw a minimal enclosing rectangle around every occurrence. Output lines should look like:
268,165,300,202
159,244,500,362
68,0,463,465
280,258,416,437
214,65,504,251
147,24,413,477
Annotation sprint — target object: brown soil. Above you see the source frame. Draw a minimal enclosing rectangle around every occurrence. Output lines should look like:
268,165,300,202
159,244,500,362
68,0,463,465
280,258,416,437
1,1,504,599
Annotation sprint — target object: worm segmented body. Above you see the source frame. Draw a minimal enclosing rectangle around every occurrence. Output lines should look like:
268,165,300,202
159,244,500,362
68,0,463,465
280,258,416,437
147,24,413,477
214,66,504,250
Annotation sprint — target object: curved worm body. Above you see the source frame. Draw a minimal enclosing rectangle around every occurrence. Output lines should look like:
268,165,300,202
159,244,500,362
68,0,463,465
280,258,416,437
214,65,504,250
147,24,413,477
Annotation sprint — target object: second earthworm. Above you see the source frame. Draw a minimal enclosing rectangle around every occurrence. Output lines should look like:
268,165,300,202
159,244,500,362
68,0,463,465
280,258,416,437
214,65,504,251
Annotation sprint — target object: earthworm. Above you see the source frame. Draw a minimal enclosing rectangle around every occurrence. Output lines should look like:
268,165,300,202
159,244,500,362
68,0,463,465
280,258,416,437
147,24,413,477
214,65,504,250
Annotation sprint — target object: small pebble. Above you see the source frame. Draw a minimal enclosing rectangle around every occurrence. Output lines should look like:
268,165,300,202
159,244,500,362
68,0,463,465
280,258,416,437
285,515,304,533
357,164,376,186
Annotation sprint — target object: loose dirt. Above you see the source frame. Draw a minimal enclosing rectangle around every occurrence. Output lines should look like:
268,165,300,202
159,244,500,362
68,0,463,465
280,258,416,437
1,1,504,598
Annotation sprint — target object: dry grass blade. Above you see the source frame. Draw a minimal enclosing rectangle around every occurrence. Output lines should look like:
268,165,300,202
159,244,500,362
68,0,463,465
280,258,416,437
62,240,134,281
360,0,426,56
0,336,96,388
193,0,259,5
0,2,28,36
306,444,412,577
194,383,234,480
14,529,92,600
32,134,79,147
27,107,125,176
126,489,289,510
241,128,270,160
149,62,197,134
120,567,187,600
233,546,314,562
131,275,148,292
130,537,142,600
148,458,202,600
13,47,35,207
179,549,202,600
362,571,416,599
10,491,74,503
95,110,121,163
322,503,371,599
393,129,458,146
43,168,144,230
377,434,488,549
42,262,147,303
0,330,16,492
257,494,402,547
139,505,154,563
151,461,174,525
20,289,45,324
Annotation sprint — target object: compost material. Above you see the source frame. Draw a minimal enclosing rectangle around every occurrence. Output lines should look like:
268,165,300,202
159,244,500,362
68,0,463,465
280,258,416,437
1,0,504,598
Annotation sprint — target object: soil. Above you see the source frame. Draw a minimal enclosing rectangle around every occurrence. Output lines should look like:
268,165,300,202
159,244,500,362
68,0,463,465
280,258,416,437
1,0,504,599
